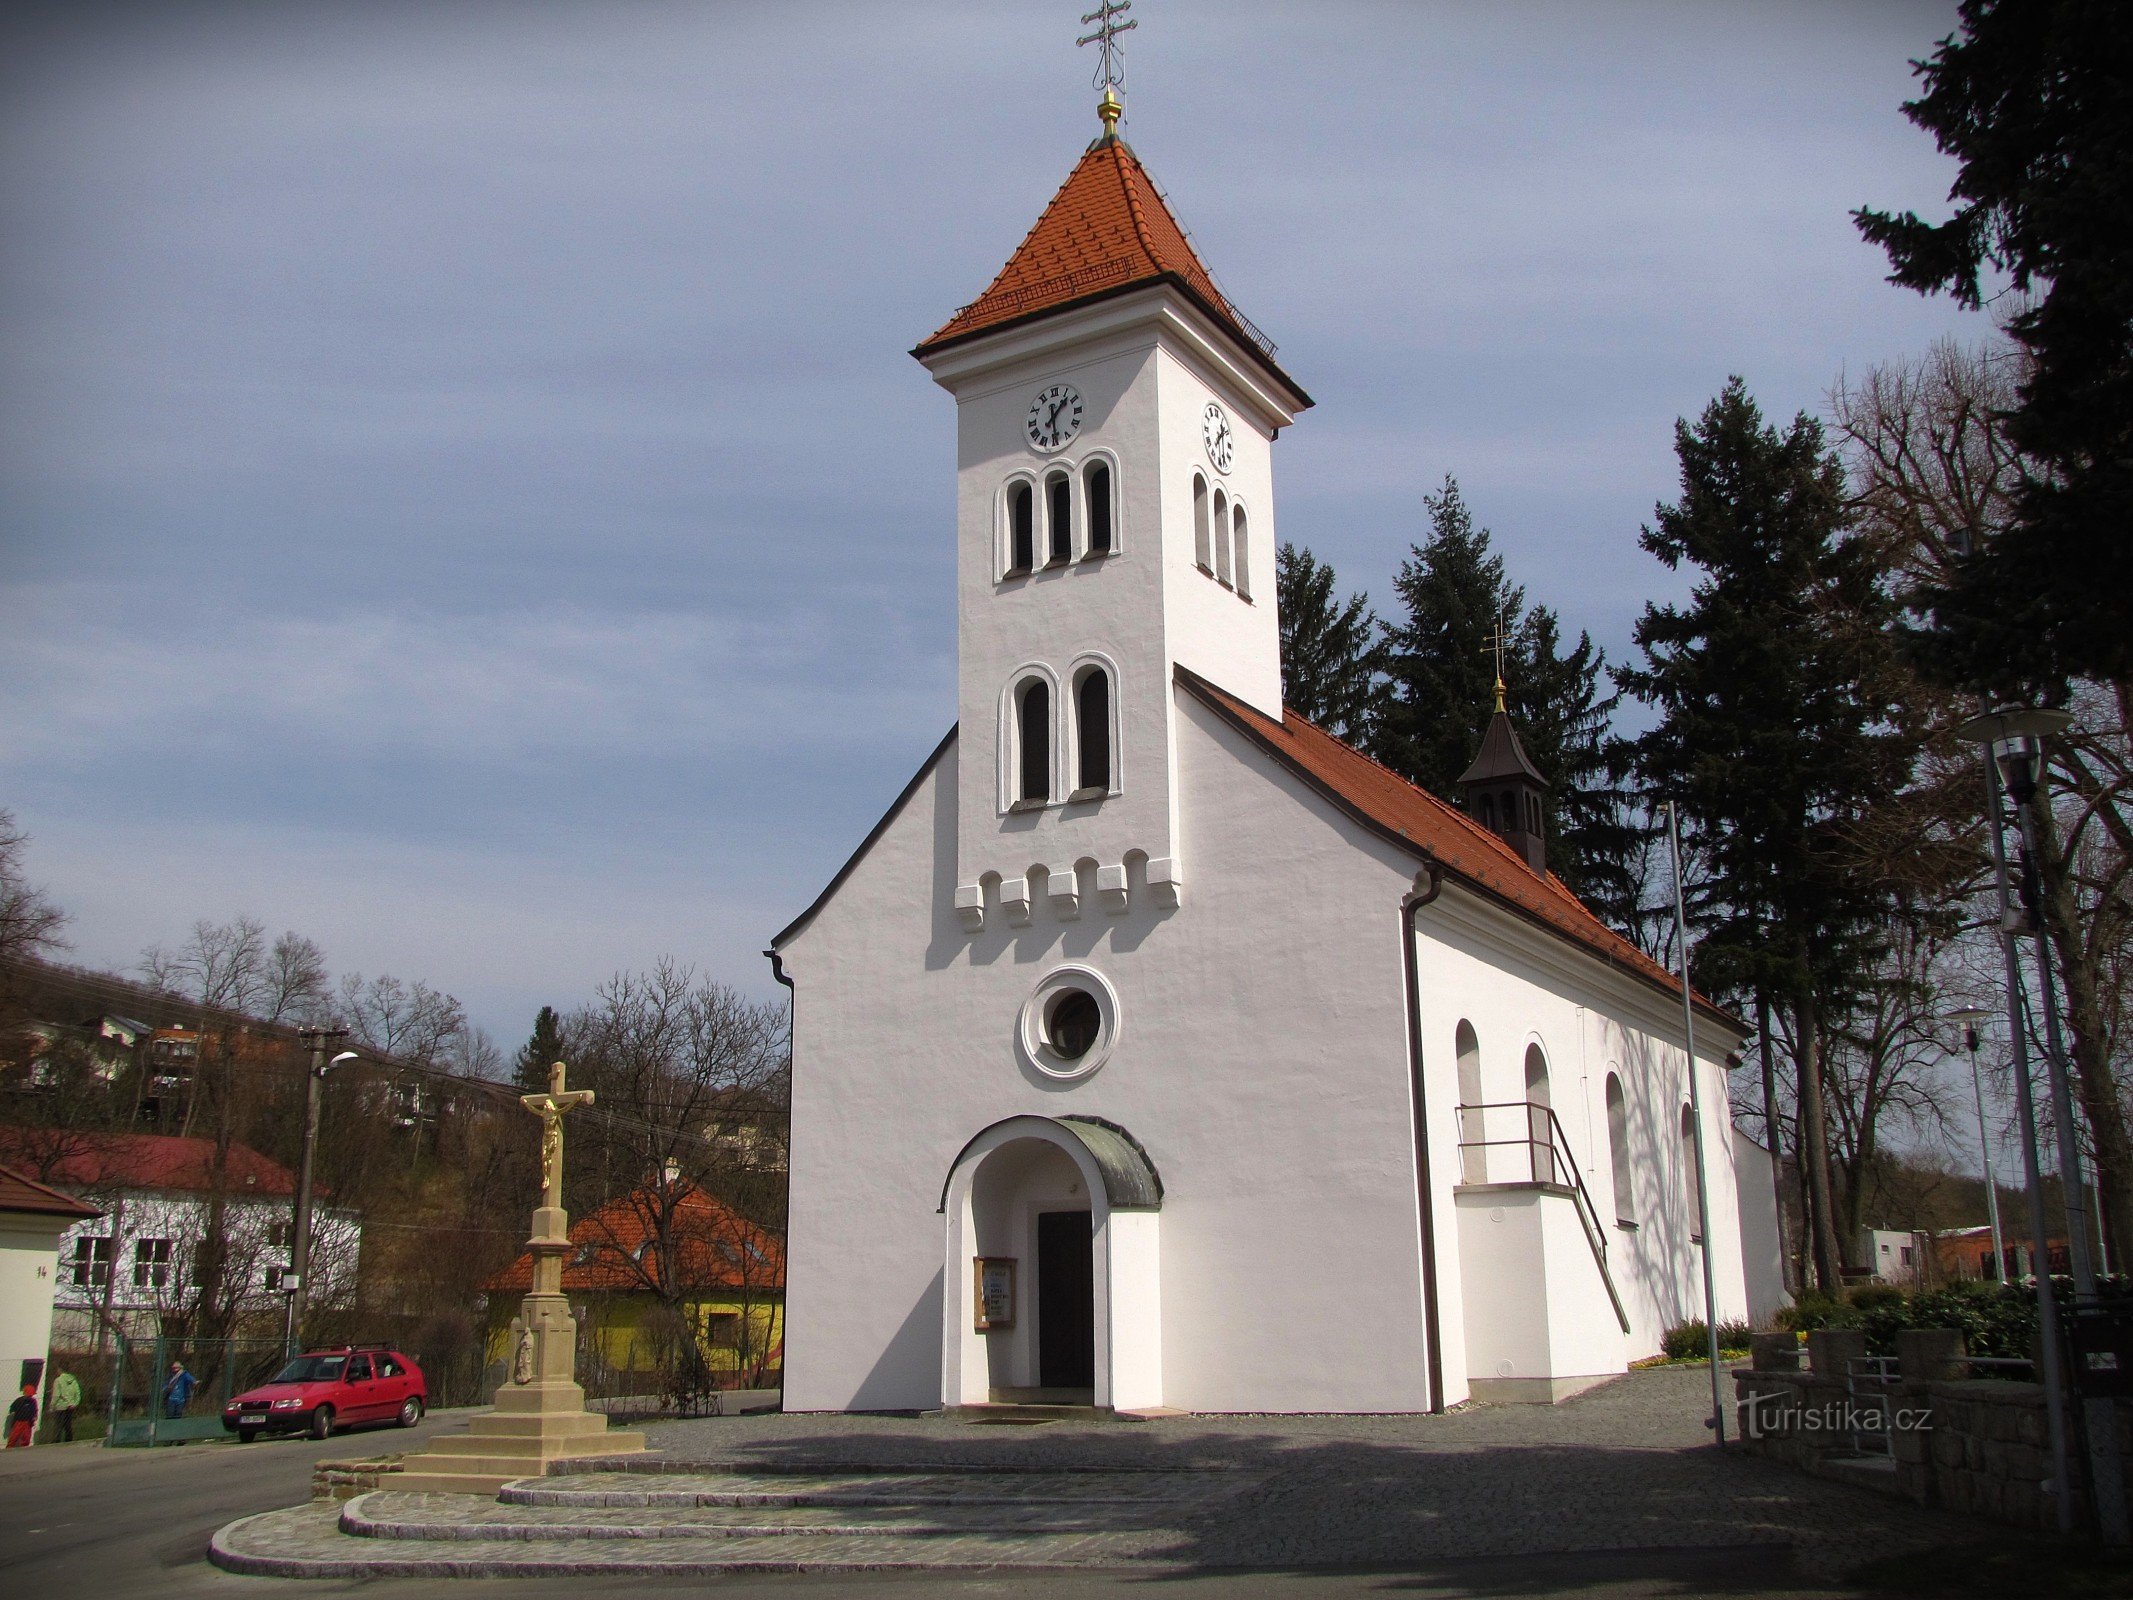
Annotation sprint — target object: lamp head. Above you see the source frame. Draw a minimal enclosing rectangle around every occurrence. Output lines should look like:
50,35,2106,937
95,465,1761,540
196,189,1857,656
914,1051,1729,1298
1954,705,2074,747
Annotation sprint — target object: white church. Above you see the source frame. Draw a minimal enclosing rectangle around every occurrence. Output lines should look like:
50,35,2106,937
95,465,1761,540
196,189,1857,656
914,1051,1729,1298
772,90,1784,1416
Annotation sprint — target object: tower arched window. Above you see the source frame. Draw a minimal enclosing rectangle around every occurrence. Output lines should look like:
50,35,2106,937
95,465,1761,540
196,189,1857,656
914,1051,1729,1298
1605,1073,1633,1225
1084,460,1114,556
1008,482,1035,575
1074,667,1112,795
1192,473,1211,571
1232,504,1251,598
1017,678,1051,805
1046,471,1072,565
1212,488,1232,584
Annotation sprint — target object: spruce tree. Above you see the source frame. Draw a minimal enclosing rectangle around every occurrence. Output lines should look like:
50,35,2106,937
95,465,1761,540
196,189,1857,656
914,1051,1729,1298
1372,477,1636,907
1854,0,2133,688
1617,378,1910,1292
512,1005,565,1094
1275,541,1379,742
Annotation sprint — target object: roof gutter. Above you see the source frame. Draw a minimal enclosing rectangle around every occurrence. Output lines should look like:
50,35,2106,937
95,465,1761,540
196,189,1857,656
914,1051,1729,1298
1401,859,1448,1413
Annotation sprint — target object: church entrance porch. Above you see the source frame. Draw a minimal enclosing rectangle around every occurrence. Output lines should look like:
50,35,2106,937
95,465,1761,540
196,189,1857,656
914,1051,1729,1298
938,1115,1163,1412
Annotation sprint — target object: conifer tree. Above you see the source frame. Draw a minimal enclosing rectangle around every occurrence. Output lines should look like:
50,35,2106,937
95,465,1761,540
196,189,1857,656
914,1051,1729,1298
1854,0,2133,688
1275,542,1379,742
512,1005,564,1095
1618,379,1910,1292
1372,478,1636,909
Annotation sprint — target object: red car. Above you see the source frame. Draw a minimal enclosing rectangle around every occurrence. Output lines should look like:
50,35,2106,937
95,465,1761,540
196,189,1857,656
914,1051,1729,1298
222,1345,427,1442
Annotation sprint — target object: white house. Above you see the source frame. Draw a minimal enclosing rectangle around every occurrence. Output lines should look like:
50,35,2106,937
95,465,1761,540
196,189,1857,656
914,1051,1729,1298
0,1131,361,1347
0,1162,101,1396
771,95,1783,1415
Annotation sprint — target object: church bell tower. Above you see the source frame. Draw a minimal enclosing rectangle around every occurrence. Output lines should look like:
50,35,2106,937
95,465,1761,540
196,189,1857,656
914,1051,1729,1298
912,87,1311,934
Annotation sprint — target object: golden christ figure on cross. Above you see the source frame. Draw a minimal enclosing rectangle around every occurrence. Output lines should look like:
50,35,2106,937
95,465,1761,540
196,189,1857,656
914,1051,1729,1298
521,1059,594,1213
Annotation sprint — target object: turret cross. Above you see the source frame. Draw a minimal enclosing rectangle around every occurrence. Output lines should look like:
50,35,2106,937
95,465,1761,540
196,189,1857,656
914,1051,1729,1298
1077,0,1137,93
521,1059,595,1212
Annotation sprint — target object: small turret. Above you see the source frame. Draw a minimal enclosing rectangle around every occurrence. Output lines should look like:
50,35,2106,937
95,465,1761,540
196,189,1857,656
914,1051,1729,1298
1458,683,1549,876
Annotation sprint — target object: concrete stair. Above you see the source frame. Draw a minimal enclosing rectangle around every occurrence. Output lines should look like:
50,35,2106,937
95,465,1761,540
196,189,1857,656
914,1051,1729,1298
391,1413,646,1496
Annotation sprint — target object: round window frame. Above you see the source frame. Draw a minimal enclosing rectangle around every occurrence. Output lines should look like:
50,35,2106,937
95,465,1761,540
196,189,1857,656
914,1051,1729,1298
1017,964,1121,1081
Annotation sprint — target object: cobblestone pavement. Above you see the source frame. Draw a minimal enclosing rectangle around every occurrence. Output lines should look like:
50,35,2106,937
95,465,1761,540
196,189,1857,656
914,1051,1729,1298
208,1370,1980,1583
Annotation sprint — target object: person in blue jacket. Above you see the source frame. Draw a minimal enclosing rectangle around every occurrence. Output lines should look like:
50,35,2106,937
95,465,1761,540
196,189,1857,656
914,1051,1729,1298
161,1361,197,1419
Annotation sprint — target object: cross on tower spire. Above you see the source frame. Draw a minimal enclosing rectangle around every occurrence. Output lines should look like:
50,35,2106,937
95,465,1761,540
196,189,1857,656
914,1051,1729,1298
1480,596,1511,713
1078,1,1137,139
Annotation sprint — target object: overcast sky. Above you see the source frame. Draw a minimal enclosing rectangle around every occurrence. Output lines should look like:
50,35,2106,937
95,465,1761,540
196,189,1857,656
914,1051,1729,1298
0,1,1988,1052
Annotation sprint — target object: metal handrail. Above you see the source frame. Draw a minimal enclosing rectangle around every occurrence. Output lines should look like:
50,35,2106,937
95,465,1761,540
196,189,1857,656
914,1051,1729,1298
1458,1100,1631,1333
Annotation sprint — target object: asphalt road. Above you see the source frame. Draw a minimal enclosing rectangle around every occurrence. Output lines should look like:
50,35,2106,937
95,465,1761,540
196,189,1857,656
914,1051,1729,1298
0,1409,1872,1599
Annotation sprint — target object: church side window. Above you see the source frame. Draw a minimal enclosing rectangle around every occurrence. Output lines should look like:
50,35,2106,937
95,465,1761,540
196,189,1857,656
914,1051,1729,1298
1084,460,1114,556
1212,488,1232,584
1231,503,1251,598
1606,1073,1633,1226
1455,1021,1484,1183
1008,481,1035,575
1046,471,1072,565
1192,473,1212,571
1016,678,1052,805
1680,1103,1702,1242
1523,1043,1553,1184
1073,666,1112,795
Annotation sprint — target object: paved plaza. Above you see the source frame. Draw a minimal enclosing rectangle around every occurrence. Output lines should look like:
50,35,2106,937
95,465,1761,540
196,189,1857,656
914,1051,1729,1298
206,1369,1978,1585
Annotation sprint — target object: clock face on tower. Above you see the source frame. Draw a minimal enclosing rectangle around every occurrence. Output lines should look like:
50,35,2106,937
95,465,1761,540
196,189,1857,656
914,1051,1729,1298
1203,401,1235,474
1027,383,1083,451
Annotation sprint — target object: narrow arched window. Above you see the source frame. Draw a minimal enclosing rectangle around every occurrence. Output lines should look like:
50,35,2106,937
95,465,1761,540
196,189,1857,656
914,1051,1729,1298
1075,669,1111,793
1192,474,1211,570
1047,472,1072,564
1524,1044,1552,1184
1017,679,1050,804
1680,1103,1702,1239
1232,504,1251,597
1085,461,1113,555
1009,483,1035,574
1456,1021,1484,1183
1606,1073,1633,1225
1212,488,1232,584
1479,794,1496,832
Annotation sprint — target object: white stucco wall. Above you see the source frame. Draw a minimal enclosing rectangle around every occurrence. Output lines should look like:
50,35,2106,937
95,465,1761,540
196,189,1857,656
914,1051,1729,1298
779,683,1768,1413
0,1213,74,1390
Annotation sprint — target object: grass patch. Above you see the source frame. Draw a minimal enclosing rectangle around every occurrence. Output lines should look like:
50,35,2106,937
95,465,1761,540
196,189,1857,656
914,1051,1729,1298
1850,1539,2133,1597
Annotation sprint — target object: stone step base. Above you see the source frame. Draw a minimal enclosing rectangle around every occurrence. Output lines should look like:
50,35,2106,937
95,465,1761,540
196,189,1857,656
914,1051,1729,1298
938,1403,1115,1424
212,1466,1262,1577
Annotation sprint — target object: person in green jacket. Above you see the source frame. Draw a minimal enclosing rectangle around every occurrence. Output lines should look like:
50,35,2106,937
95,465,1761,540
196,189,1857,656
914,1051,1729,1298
47,1369,81,1443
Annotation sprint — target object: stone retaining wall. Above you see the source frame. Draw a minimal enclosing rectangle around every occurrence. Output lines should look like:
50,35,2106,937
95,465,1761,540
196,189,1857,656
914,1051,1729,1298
311,1454,406,1501
1733,1327,2130,1534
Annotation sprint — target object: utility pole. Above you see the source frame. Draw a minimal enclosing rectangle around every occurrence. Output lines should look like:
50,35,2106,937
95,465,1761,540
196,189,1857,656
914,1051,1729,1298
285,1027,352,1355
1947,1009,2008,1288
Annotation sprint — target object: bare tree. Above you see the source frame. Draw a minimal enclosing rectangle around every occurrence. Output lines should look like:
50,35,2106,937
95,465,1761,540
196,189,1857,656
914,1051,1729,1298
0,809,68,967
1836,338,2133,1260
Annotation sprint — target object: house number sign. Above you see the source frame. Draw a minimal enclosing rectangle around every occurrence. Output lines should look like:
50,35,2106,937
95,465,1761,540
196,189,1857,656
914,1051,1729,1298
973,1257,1017,1331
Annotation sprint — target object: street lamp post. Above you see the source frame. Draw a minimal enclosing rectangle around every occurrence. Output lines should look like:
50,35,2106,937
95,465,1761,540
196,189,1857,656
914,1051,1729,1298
1947,1007,2007,1286
1958,704,2126,1543
285,1029,355,1355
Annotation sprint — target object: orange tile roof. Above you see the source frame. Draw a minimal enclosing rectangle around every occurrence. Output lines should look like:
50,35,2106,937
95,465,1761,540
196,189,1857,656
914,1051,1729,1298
0,1128,303,1197
485,1186,785,1297
917,136,1302,401
1178,669,1739,1031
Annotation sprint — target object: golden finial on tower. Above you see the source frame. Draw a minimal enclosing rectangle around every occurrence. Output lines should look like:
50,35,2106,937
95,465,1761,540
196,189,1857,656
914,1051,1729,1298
1079,1,1137,139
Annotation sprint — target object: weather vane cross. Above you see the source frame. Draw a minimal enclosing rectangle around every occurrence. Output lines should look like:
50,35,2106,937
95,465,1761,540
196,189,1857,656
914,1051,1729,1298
1480,596,1512,713
1078,0,1137,93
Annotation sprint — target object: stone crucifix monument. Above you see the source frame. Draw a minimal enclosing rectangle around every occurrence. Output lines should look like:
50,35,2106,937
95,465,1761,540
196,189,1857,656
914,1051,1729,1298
395,1060,647,1495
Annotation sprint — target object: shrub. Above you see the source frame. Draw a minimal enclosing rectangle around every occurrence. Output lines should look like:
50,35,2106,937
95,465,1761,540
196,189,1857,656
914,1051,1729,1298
1661,1319,1755,1360
1775,1289,1854,1333
1848,1283,1906,1313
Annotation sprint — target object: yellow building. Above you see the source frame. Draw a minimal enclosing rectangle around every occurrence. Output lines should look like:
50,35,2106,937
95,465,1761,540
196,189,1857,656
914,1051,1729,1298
484,1186,782,1394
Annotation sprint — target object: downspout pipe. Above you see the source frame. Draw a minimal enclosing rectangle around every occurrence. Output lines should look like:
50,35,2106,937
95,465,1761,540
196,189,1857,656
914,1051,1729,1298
1401,859,1447,1413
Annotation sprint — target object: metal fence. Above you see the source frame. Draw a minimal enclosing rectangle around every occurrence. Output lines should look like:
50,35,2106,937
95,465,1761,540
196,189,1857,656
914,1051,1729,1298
100,1333,287,1446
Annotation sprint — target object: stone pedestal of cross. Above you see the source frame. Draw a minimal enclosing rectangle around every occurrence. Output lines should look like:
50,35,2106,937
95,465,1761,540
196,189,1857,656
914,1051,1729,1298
394,1060,647,1494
